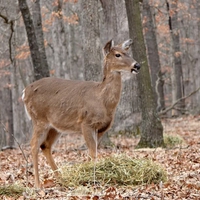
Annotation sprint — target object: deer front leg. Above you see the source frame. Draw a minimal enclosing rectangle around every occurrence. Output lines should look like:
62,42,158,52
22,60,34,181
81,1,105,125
81,124,98,160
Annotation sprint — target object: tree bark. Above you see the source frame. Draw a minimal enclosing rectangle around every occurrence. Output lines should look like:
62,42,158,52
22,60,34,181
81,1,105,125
196,0,200,113
99,0,118,42
81,0,101,82
0,14,14,147
125,0,164,148
18,0,49,80
52,0,70,78
166,0,184,116
142,0,165,112
64,1,83,80
32,0,49,77
7,87,14,147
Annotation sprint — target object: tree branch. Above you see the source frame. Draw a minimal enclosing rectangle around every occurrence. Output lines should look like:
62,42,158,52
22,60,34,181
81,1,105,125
0,14,14,63
159,86,200,115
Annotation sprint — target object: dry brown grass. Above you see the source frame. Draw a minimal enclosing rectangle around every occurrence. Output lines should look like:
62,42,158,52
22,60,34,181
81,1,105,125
59,154,167,187
164,134,185,148
0,184,25,198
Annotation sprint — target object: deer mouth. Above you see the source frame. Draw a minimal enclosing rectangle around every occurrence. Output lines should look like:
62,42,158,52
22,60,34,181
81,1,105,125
131,68,139,74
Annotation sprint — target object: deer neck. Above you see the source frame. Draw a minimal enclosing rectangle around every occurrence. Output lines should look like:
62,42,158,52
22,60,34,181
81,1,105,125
98,63,122,112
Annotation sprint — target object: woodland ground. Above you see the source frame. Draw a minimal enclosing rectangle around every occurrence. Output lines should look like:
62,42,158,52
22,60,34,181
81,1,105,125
0,115,200,199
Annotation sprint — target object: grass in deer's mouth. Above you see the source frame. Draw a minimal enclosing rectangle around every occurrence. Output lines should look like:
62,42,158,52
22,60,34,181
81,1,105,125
59,154,167,187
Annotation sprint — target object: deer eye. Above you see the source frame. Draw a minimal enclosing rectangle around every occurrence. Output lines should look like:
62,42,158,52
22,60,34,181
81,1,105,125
115,53,121,58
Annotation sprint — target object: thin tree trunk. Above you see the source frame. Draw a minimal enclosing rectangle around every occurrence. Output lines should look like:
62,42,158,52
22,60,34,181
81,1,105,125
18,0,49,80
125,0,164,148
8,87,14,147
32,0,49,76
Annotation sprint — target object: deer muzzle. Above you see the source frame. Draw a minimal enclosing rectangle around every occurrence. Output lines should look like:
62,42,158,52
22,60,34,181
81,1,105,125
131,62,141,74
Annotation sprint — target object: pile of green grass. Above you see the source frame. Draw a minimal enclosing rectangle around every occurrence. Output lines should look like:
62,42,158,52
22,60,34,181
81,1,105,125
0,184,25,198
60,154,167,187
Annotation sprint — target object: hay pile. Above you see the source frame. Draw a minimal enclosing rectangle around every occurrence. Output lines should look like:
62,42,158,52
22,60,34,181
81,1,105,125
60,154,167,187
0,184,25,198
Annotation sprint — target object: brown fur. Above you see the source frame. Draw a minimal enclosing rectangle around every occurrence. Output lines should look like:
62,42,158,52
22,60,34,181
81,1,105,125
22,39,140,188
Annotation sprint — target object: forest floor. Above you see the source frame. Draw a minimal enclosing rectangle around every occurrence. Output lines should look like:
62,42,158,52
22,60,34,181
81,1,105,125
0,115,200,199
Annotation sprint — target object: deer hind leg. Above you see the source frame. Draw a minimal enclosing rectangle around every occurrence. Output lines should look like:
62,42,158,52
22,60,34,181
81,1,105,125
40,128,61,177
81,124,98,160
30,124,49,188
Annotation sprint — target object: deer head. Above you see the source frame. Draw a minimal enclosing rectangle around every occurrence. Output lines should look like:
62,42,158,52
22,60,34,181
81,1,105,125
103,39,140,77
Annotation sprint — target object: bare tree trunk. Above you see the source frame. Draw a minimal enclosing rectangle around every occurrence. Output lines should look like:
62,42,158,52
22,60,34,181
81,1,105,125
125,0,164,148
142,0,165,112
18,0,49,80
0,84,14,148
99,0,118,42
52,0,70,78
166,0,184,116
63,1,83,80
81,0,101,82
0,102,6,149
196,0,200,113
32,0,49,76
7,86,14,147
0,13,14,147
67,23,82,80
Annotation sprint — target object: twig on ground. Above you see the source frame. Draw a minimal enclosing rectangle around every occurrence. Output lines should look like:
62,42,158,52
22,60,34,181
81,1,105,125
12,133,30,187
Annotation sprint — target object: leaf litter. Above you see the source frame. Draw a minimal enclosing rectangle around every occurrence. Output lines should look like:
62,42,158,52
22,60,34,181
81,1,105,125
0,115,200,199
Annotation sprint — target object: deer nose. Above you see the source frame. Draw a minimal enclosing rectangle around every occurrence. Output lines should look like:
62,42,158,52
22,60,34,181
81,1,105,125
134,63,140,70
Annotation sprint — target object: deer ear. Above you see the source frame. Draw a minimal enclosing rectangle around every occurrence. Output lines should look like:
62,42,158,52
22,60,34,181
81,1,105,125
121,39,133,50
103,39,114,56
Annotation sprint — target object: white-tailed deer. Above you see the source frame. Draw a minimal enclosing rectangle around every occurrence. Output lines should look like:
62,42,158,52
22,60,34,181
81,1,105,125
22,39,140,188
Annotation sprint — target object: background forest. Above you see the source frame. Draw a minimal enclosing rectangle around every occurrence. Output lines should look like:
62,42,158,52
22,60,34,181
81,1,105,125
0,0,200,199
0,0,200,148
